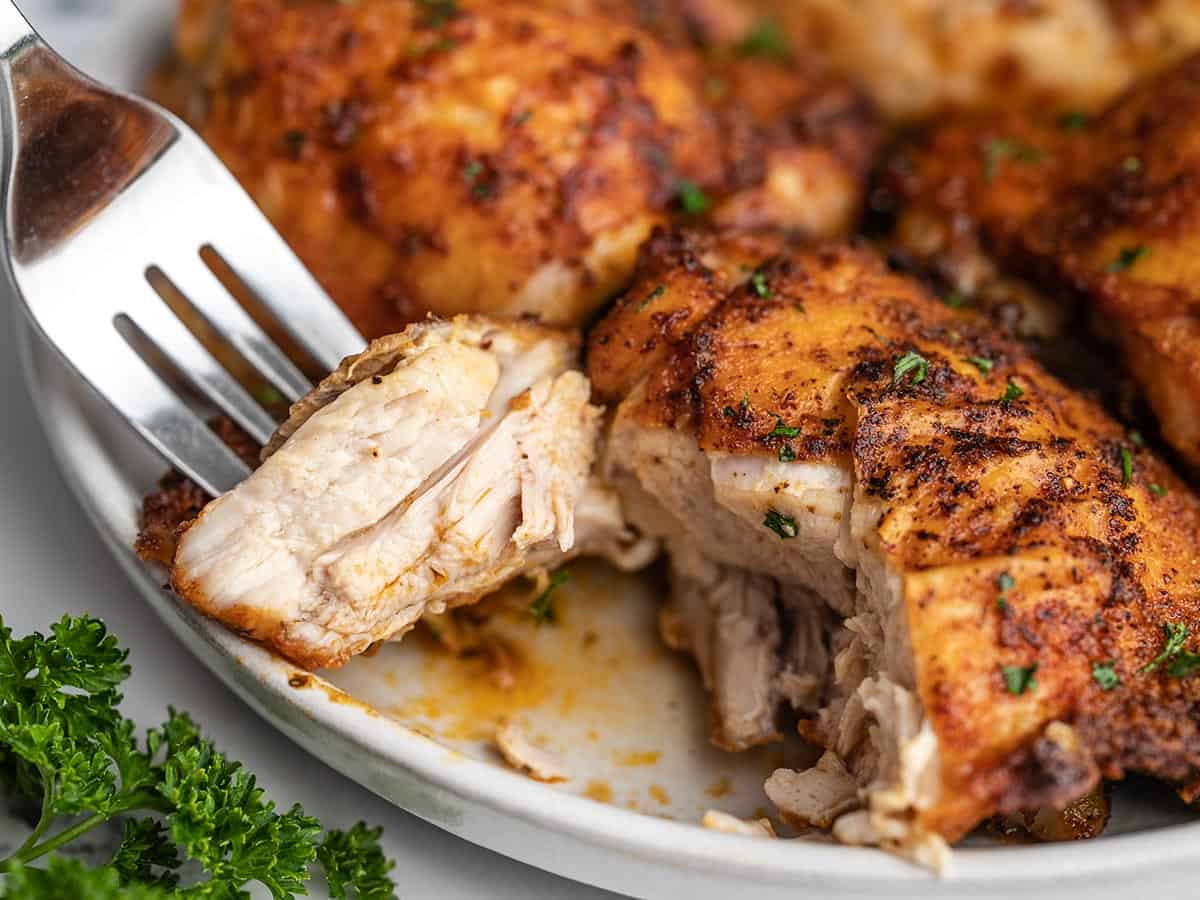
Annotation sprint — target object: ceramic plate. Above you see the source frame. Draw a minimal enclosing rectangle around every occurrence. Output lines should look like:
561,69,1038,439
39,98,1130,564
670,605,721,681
14,2,1200,897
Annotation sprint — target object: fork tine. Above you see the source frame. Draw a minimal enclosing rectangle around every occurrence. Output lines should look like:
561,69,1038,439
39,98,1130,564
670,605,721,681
66,327,251,496
122,287,279,446
207,228,365,373
152,252,313,402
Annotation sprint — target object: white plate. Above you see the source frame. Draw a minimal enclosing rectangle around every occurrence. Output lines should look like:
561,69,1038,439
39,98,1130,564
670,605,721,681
14,2,1200,897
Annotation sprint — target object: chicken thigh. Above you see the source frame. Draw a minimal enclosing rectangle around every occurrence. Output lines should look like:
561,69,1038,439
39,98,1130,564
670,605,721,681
160,0,878,337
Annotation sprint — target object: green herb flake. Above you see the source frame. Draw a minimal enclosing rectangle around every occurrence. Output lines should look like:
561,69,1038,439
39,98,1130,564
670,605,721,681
763,509,798,539
530,570,569,625
1001,663,1039,695
254,383,286,407
1122,156,1142,173
966,356,994,375
778,444,796,463
769,416,801,439
675,180,711,215
982,138,1043,181
1092,662,1121,691
1150,483,1169,497
1142,621,1191,673
1001,380,1024,404
893,351,929,387
997,572,1016,593
941,289,968,309
1120,446,1134,485
637,284,666,312
750,270,771,298
1107,245,1148,273
1129,429,1146,447
996,597,1009,613
735,19,789,60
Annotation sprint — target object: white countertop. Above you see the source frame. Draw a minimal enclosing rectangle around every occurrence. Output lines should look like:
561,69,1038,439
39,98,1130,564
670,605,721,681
0,4,619,895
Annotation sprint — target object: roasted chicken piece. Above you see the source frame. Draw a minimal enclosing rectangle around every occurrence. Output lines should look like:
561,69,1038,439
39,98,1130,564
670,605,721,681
754,0,1200,120
880,50,1200,469
588,232,1200,865
171,317,651,669
161,0,878,338
170,230,1200,869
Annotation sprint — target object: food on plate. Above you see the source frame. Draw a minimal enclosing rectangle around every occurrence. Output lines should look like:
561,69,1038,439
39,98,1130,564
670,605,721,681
880,49,1200,469
163,231,1200,867
159,0,878,338
589,234,1200,866
171,316,651,669
701,809,777,837
495,719,572,783
755,0,1200,120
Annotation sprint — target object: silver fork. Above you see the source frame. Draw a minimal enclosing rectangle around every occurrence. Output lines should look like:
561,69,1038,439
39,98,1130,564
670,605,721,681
0,1,364,497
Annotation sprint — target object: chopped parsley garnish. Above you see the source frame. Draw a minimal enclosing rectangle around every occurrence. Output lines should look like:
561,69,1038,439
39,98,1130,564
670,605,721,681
763,509,798,539
941,289,968,309
778,444,796,463
637,284,666,312
997,572,1016,593
1150,483,1169,497
982,138,1042,181
675,180,711,215
735,19,789,60
966,356,994,375
1140,622,1200,677
1120,446,1134,485
769,416,800,439
1002,663,1038,695
996,597,1009,613
254,383,286,406
1092,662,1121,691
416,0,459,28
1001,379,1024,403
1129,429,1146,447
0,615,397,897
1107,245,1148,273
1057,110,1091,131
530,570,569,625
1122,156,1142,173
893,351,929,387
749,270,771,298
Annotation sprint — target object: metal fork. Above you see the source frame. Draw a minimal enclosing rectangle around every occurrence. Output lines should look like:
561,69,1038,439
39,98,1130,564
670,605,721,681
0,1,364,497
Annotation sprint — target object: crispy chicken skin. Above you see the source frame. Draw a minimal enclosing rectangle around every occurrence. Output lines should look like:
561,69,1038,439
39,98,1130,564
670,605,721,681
755,0,1200,121
881,50,1200,469
163,0,878,338
589,233,1200,862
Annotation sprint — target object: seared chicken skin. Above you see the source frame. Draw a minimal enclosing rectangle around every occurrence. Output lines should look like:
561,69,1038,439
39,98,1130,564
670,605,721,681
589,232,1200,865
755,0,1200,120
881,50,1200,469
162,0,878,338
171,317,650,669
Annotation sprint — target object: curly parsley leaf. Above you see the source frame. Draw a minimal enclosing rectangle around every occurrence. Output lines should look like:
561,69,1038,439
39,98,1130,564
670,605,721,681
1091,662,1121,692
530,570,569,625
892,351,929,387
318,823,397,900
0,615,397,898
1001,663,1038,696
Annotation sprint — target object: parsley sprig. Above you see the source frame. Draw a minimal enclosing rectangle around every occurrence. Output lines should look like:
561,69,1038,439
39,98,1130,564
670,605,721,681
0,615,397,898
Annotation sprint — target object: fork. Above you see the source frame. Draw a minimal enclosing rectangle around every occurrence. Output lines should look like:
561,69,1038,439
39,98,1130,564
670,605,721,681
0,1,364,497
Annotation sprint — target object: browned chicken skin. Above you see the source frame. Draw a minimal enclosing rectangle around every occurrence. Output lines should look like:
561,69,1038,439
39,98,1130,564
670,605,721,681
162,0,877,338
882,49,1200,470
589,231,1200,862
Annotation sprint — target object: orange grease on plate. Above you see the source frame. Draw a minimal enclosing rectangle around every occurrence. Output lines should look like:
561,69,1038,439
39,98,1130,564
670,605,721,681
584,780,614,804
649,784,671,805
706,777,733,798
616,750,661,767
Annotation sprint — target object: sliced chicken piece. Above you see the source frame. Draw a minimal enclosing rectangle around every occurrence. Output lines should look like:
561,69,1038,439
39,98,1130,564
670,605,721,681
171,316,638,669
495,720,571,783
701,809,777,837
588,233,1200,866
